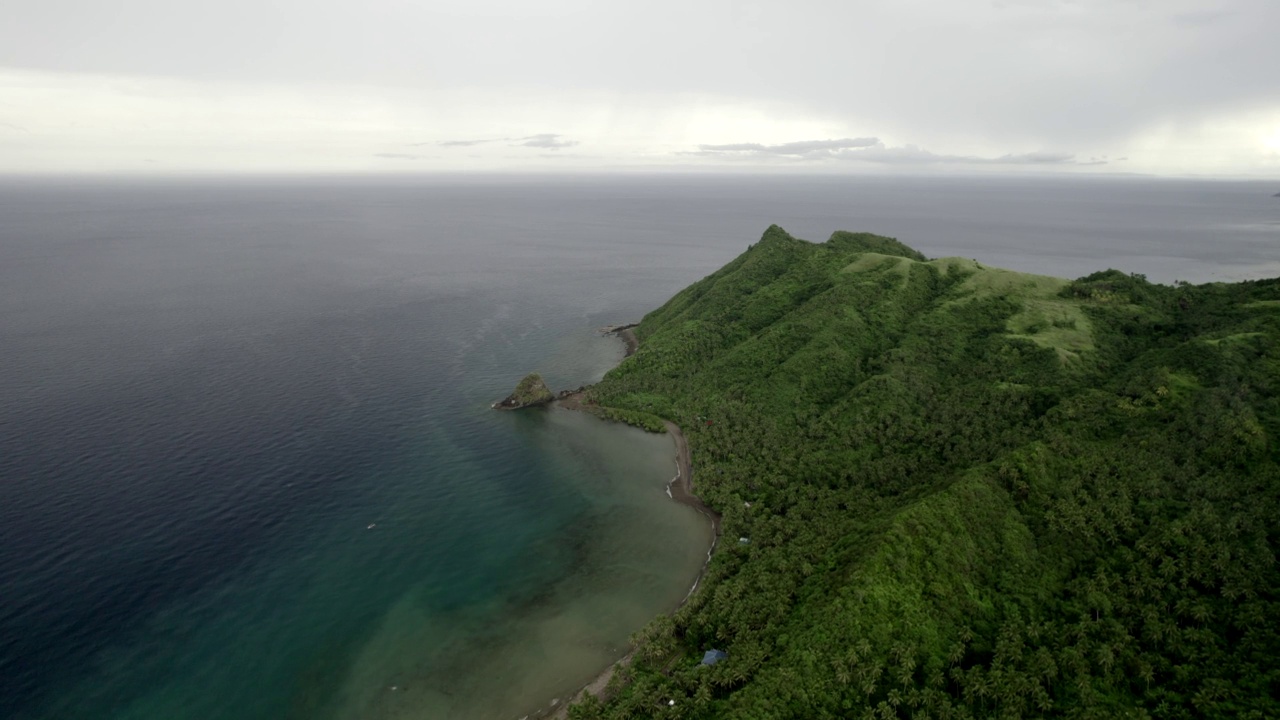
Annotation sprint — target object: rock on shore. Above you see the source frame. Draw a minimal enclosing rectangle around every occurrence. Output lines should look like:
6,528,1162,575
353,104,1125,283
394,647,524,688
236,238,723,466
492,372,555,409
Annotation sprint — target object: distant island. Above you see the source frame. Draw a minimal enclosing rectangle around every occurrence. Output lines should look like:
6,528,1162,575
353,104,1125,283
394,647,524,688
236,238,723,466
564,226,1280,718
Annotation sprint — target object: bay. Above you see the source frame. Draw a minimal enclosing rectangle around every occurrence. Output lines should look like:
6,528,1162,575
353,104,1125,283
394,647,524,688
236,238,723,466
1,174,1276,719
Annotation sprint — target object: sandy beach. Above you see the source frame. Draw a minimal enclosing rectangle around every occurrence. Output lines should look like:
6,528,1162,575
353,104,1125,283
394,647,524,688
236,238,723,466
617,328,638,357
586,324,719,531
538,328,721,719
540,417,719,719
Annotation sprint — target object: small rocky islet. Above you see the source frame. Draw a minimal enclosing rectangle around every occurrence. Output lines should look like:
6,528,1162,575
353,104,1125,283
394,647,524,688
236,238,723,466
491,372,555,410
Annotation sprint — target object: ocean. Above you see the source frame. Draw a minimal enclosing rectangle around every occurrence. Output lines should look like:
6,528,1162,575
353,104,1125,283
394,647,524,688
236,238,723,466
1,174,1277,719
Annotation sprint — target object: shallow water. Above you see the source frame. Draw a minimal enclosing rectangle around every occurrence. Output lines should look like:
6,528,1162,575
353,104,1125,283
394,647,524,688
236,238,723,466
1,174,1276,720
328,409,709,720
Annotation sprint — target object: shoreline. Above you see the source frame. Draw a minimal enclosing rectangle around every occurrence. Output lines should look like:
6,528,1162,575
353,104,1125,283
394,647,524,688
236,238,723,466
539,326,721,719
661,420,722,600
598,323,639,359
617,327,638,357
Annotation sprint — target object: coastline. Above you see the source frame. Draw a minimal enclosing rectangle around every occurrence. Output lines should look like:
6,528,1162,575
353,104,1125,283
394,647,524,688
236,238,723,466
661,419,721,599
617,327,638,357
588,324,720,535
538,326,721,719
598,323,639,358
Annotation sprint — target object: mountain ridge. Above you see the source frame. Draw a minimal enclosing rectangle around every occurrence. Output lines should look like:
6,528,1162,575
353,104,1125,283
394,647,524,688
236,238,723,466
571,226,1280,719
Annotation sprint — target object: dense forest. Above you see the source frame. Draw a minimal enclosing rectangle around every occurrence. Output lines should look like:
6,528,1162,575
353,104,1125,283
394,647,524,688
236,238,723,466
569,226,1280,719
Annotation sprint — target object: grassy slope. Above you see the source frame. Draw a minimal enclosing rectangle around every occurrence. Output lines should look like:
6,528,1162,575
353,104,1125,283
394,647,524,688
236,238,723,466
574,226,1280,720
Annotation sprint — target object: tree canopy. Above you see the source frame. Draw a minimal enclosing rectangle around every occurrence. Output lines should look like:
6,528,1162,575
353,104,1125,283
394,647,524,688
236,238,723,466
572,225,1280,719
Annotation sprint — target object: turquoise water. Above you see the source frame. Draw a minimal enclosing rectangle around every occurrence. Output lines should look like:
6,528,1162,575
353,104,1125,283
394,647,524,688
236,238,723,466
3,176,1276,719
0,179,720,719
326,408,710,720
68,404,707,720
20,318,711,720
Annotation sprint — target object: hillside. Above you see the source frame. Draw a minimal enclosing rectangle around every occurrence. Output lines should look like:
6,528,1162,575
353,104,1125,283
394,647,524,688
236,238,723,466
572,226,1280,719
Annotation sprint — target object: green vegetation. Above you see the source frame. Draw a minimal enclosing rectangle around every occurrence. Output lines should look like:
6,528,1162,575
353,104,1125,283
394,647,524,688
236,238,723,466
571,226,1280,719
501,372,554,408
597,406,668,434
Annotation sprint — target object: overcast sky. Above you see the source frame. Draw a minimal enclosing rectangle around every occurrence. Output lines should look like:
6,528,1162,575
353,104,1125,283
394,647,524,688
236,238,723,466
2,0,1278,176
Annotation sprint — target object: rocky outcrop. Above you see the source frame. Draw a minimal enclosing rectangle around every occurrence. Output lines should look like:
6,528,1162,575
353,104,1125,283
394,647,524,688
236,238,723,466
558,386,586,399
598,323,638,334
492,372,555,410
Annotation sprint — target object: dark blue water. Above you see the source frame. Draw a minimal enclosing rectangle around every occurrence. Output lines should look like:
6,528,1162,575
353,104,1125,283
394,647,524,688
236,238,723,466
1,175,1277,719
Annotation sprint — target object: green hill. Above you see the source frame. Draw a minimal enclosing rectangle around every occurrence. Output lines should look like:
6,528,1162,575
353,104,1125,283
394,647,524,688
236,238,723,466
573,226,1280,719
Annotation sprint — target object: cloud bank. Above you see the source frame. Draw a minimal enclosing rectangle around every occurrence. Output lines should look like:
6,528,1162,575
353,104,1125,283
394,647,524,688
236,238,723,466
0,44,1275,176
428,134,580,151
685,138,1103,166
692,137,880,157
516,134,577,150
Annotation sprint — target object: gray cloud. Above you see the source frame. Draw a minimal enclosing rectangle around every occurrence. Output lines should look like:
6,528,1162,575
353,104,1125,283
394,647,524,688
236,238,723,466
851,145,1094,166
1172,9,1235,26
373,153,421,160
432,139,499,147
427,135,579,150
1,0,1275,174
990,0,1073,10
695,137,880,158
687,139,1100,166
516,134,578,150
989,151,1078,164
